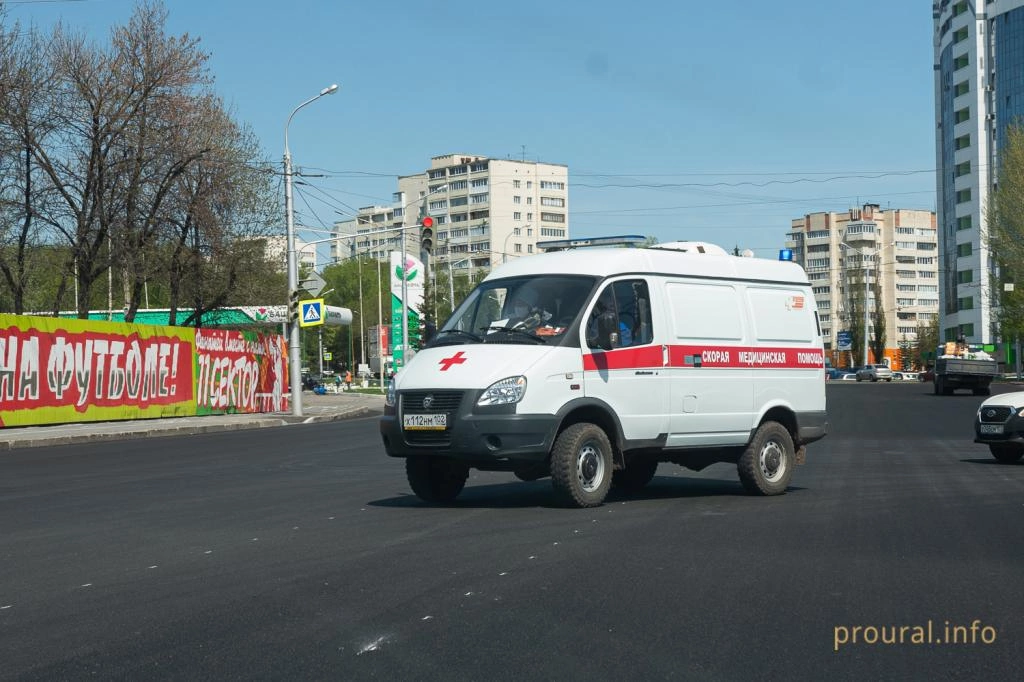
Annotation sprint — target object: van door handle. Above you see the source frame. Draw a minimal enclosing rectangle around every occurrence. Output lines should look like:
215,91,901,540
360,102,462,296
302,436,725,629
662,344,669,367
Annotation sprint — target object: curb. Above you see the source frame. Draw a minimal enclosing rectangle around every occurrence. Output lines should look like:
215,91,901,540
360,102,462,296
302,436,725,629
0,407,374,452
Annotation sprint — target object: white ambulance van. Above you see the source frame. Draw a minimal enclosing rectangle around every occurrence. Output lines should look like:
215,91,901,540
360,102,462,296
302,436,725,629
379,241,828,507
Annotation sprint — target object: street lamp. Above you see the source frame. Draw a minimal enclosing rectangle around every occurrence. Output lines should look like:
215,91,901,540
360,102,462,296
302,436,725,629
284,83,338,417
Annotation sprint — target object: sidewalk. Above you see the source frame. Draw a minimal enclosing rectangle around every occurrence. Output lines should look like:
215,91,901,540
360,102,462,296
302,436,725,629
0,390,386,451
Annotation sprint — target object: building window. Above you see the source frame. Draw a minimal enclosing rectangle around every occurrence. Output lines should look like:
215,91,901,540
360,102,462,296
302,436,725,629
540,180,565,190
957,296,974,311
957,242,973,257
957,269,973,283
955,189,971,203
526,181,533,189
953,27,968,44
470,178,488,188
957,215,972,230
955,134,971,150
952,1,967,17
513,196,521,204
540,212,566,223
449,180,468,191
954,80,970,97
954,107,970,124
953,54,969,71
541,197,566,207
513,211,522,220
954,161,971,176
513,180,520,188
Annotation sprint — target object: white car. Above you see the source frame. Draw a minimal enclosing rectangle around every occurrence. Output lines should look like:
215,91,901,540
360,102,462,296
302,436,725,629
855,364,893,382
974,391,1024,463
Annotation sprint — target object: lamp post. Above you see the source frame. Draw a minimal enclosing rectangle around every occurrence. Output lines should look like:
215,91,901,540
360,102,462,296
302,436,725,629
284,83,338,417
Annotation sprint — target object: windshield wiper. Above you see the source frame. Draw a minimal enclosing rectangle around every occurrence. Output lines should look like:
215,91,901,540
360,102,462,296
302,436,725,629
480,325,548,344
434,329,483,343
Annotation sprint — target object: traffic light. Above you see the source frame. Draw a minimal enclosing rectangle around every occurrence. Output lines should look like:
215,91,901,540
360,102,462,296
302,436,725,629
288,289,301,323
420,216,435,254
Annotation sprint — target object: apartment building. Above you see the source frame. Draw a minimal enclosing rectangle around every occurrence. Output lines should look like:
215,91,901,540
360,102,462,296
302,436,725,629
263,235,317,273
933,0,1024,344
786,204,939,368
331,154,569,278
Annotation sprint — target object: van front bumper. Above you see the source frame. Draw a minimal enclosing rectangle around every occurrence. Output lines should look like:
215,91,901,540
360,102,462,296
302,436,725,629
380,411,560,468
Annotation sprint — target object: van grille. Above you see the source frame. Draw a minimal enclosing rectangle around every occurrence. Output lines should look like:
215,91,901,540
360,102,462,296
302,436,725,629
401,391,464,445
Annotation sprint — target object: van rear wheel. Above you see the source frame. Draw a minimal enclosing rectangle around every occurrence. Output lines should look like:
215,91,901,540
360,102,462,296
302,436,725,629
406,457,469,503
550,423,613,508
737,422,795,496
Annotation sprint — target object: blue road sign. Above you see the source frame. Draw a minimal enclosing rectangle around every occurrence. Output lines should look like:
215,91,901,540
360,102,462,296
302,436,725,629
299,298,325,327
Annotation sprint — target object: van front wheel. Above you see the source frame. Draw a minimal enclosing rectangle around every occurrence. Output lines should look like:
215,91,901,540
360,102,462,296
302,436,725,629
406,457,469,504
737,422,795,496
550,423,613,508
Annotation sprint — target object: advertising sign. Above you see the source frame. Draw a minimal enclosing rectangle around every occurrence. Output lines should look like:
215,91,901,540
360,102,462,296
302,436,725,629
390,251,424,369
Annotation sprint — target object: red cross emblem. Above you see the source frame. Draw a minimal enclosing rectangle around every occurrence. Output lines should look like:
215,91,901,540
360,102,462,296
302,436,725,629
438,351,467,371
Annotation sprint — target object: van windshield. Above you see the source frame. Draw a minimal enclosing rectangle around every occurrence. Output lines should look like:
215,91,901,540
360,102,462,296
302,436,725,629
431,275,597,346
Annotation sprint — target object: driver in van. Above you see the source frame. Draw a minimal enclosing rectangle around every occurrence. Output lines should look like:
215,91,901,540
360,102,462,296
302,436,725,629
505,289,551,330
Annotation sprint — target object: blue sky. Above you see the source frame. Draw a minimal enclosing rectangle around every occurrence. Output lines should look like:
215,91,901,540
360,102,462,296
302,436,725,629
5,0,937,258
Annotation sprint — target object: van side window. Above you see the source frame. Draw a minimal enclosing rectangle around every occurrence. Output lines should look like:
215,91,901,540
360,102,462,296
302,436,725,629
587,279,653,348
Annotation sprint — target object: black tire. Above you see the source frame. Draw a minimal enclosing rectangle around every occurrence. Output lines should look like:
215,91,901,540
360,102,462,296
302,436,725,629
405,457,469,503
737,421,795,496
550,423,613,508
856,375,863,382
612,457,659,491
989,444,1024,464
933,376,942,395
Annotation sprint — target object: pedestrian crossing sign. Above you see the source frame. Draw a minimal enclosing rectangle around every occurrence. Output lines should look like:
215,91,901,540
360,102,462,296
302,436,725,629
299,298,325,327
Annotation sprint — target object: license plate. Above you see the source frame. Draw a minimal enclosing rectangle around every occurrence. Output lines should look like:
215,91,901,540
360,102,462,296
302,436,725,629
979,424,1003,435
403,413,447,430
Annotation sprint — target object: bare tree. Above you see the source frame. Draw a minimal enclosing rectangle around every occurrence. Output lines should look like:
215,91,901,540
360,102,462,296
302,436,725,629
0,22,66,313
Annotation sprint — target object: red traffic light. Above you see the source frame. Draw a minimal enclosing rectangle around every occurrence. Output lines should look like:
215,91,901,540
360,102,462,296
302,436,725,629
421,216,434,228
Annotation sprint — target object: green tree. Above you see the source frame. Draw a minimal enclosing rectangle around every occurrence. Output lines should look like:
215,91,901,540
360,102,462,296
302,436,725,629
987,123,1024,346
914,316,940,369
869,275,886,364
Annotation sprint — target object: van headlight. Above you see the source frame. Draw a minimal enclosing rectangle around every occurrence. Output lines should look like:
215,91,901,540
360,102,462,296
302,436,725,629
385,378,396,407
477,376,527,406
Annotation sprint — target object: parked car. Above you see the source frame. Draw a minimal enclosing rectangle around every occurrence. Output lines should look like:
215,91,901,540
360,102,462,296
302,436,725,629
826,367,846,380
974,391,1024,463
855,364,893,382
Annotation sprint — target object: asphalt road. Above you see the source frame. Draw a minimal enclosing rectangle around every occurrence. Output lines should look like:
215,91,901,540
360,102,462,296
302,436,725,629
1,382,1022,680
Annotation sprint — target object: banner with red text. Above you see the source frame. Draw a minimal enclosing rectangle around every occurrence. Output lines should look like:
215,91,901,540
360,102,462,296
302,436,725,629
194,328,288,415
0,314,195,427
0,314,291,427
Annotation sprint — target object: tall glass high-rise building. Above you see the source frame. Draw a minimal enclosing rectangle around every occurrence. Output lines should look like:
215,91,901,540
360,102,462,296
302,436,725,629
934,0,1024,344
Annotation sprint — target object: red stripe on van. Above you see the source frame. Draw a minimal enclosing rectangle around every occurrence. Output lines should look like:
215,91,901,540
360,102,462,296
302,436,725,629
583,345,825,371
